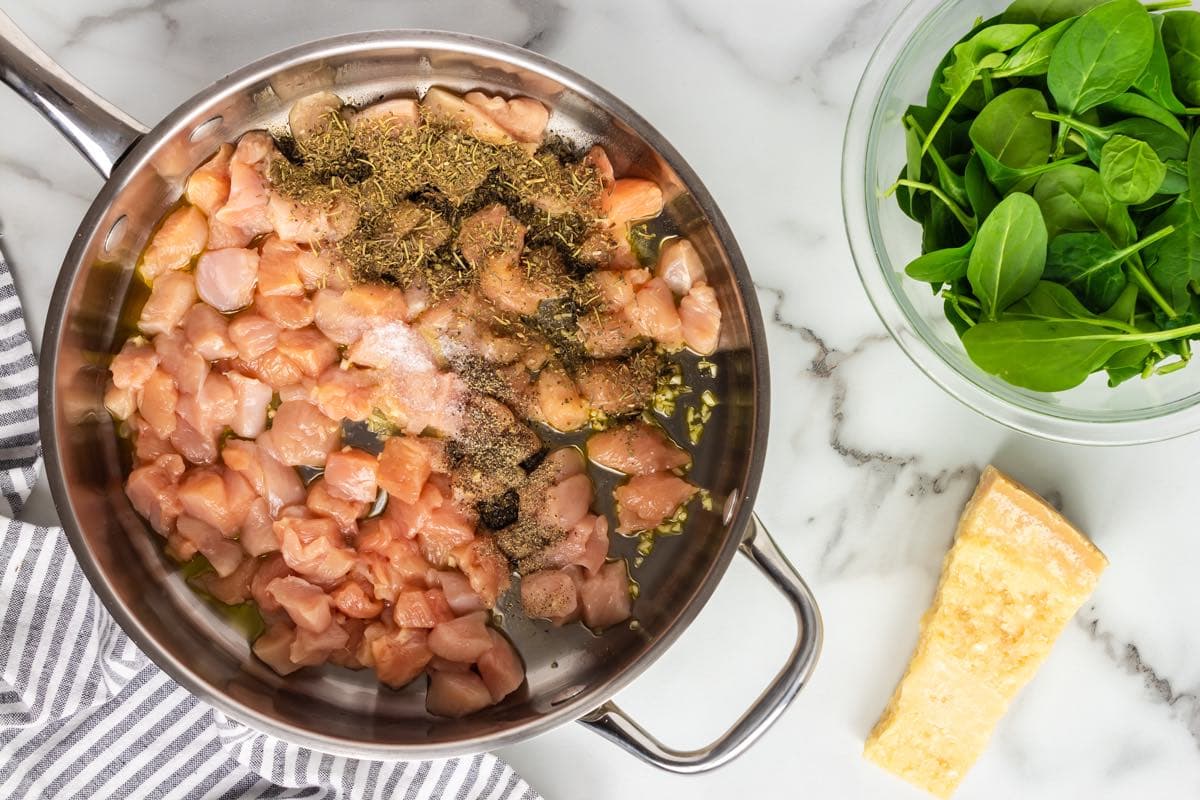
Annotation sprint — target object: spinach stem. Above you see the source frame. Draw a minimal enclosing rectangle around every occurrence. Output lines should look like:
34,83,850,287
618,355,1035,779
981,72,995,105
891,179,976,232
921,88,967,158
1128,263,1178,319
1143,0,1190,10
1034,111,1108,142
942,290,981,310
905,115,969,207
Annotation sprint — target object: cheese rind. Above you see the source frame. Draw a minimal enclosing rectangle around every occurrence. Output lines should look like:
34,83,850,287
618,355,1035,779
863,466,1107,798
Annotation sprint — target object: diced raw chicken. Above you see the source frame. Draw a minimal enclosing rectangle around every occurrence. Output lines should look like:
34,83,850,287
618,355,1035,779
578,560,632,629
254,292,315,330
436,570,487,615
257,237,307,297
541,514,608,576
330,579,384,619
267,192,359,244
323,447,379,503
417,506,476,568
138,369,179,438
422,87,515,145
541,472,593,531
377,436,433,505
243,350,304,389
451,538,511,608
603,179,664,228
350,98,419,131
183,304,238,360
313,284,408,345
464,92,549,143
520,569,579,624
357,531,437,602
680,283,721,355
427,611,492,662
185,144,233,216
110,340,159,390
362,624,432,688
457,205,526,274
586,145,615,190
631,278,684,350
153,331,208,396
131,416,175,463
176,515,244,577
253,622,302,676
261,400,341,467
222,438,307,516
267,575,332,632
250,553,291,612
327,617,367,669
479,250,560,316
176,371,236,435
233,131,275,167
169,419,218,465
542,447,585,482
177,466,256,536
208,217,254,249
614,472,699,534
384,479,443,538
295,248,336,291
593,268,649,308
196,555,258,605
215,160,272,239
195,248,259,312
346,321,436,373
290,618,350,666
228,313,280,361
577,312,640,358
239,497,277,556
392,588,454,628
587,422,691,475
224,371,272,438
125,453,185,535
536,365,590,432
573,359,654,416
139,271,198,336
278,516,356,585
104,383,136,420
426,670,494,718
476,630,523,702
655,238,706,296
305,477,367,533
312,365,376,422
287,91,343,142
141,205,208,280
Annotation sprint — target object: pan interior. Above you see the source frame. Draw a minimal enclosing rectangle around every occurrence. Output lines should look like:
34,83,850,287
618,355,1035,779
45,33,765,756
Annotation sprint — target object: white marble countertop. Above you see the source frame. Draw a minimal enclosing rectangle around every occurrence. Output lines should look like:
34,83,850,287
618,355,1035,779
2,0,1198,797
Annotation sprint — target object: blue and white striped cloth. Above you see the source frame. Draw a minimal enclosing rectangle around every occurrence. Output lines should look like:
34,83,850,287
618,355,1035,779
0,249,542,799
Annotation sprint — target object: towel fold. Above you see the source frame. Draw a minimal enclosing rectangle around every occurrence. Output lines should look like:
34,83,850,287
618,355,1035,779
0,249,541,800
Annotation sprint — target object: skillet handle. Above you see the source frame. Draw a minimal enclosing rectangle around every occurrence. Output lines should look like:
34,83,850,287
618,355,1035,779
578,513,822,773
0,11,146,178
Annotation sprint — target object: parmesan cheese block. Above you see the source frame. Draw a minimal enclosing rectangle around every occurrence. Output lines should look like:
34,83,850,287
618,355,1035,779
863,465,1107,798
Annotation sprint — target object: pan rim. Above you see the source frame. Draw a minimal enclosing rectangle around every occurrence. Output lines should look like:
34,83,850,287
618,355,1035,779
39,28,772,758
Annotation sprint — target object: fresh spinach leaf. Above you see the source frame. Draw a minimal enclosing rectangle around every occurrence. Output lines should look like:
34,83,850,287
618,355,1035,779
1188,126,1200,204
1161,10,1200,106
1003,0,1102,26
1043,226,1176,310
1103,282,1140,321
994,20,1074,78
906,239,975,283
1099,134,1167,204
962,318,1142,390
1047,0,1155,114
1134,14,1187,113
1143,194,1200,309
1033,164,1136,244
969,88,1052,169
965,154,1000,219
1104,342,1153,385
1100,92,1187,139
1006,279,1107,321
967,193,1048,318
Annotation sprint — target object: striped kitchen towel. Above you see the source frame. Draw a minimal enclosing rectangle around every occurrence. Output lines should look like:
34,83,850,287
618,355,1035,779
0,248,542,800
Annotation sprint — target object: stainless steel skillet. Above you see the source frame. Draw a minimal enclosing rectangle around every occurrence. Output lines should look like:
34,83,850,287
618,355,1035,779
0,13,822,772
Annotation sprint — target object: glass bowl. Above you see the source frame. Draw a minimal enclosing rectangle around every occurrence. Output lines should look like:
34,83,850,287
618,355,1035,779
843,0,1200,445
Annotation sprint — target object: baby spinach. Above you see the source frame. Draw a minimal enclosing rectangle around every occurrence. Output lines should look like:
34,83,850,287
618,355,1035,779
1161,10,1200,106
891,0,1200,392
905,239,975,283
994,19,1074,77
967,193,1048,318
1047,0,1154,114
1099,134,1167,203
